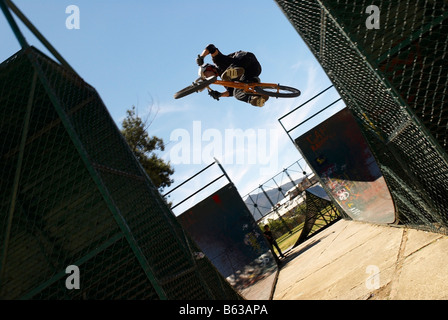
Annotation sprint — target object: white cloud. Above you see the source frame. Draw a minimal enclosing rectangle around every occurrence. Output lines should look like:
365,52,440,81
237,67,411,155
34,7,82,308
157,101,194,116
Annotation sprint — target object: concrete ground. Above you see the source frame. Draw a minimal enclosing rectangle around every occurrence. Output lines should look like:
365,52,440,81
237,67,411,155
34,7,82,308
273,219,448,300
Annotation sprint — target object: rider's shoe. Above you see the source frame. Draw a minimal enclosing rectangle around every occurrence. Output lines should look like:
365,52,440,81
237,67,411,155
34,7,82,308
250,95,269,107
221,67,245,81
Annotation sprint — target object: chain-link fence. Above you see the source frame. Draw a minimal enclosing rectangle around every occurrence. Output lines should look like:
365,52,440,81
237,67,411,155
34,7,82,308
0,46,242,300
276,0,448,234
242,160,341,246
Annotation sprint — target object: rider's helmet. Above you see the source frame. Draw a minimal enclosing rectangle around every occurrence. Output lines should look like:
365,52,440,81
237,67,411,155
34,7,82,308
198,63,219,79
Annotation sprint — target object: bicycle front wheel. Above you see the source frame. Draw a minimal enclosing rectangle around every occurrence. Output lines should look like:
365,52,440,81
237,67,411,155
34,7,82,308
254,84,301,98
174,76,217,99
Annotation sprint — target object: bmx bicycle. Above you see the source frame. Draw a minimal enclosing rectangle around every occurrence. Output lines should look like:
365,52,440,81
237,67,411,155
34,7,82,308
174,72,301,101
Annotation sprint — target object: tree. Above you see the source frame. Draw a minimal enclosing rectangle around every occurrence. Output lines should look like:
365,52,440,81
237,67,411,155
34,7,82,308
121,106,174,194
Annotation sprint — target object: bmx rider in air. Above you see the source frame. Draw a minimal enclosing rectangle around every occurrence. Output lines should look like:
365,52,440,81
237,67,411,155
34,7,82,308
196,44,269,107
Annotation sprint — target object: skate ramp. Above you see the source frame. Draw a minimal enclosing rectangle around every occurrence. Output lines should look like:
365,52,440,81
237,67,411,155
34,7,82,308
0,47,240,299
277,0,448,233
177,183,278,300
295,108,396,224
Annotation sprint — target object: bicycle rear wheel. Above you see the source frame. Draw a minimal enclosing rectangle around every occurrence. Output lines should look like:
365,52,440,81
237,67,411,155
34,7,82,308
254,84,301,98
174,76,217,99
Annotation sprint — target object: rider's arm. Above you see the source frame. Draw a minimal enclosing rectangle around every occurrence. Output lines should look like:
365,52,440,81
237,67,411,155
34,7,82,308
200,44,219,58
197,44,219,66
208,89,230,101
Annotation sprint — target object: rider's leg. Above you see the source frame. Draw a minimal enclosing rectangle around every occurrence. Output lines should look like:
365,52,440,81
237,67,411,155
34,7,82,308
233,89,251,103
249,95,269,107
221,67,245,81
221,51,261,81
236,52,262,82
234,89,269,107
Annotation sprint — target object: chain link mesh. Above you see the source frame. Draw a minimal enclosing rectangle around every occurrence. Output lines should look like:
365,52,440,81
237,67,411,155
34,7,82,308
0,47,241,299
276,0,448,233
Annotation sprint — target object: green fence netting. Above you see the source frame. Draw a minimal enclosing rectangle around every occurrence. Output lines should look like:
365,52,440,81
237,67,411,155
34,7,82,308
0,46,242,300
293,186,340,247
276,0,448,233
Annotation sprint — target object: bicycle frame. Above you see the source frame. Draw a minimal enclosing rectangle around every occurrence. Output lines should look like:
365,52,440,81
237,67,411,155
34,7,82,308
174,73,300,100
208,80,281,95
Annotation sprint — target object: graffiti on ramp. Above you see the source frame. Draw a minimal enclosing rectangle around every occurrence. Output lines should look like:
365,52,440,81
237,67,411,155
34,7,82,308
295,108,396,224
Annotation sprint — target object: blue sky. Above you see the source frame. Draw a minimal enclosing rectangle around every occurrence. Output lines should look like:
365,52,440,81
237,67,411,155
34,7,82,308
1,0,344,215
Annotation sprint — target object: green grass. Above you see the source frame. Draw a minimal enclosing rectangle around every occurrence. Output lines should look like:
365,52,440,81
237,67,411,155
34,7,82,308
273,207,339,254
276,224,303,252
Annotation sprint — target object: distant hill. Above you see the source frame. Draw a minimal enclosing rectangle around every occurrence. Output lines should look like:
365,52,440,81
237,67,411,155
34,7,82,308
244,178,305,221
